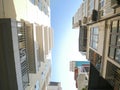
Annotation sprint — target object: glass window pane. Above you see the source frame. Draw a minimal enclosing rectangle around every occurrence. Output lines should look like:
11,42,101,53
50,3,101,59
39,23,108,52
91,28,94,34
94,27,98,34
115,49,120,63
93,35,98,42
90,41,93,47
90,29,93,46
90,27,99,49
93,42,97,49
112,27,117,33
90,0,94,14
109,47,115,59
110,35,117,45
90,35,92,45
112,21,118,33
117,35,120,46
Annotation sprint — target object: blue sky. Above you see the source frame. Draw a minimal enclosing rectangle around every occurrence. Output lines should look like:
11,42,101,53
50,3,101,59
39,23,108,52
50,0,87,90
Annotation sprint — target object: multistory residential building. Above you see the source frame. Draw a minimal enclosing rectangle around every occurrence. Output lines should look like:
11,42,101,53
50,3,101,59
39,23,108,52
72,3,83,29
0,0,53,90
72,0,120,90
74,65,90,90
70,61,90,90
72,0,89,52
47,82,62,90
77,73,88,90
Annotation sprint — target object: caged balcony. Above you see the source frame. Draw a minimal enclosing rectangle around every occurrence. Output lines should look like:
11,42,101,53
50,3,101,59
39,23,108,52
89,49,102,72
106,61,120,89
79,26,87,52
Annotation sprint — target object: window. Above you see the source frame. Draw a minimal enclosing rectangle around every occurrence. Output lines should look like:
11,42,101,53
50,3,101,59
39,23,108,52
89,0,94,15
117,35,120,45
109,47,115,59
99,10,104,18
108,20,120,63
99,0,105,18
115,48,120,62
90,27,99,50
99,0,104,9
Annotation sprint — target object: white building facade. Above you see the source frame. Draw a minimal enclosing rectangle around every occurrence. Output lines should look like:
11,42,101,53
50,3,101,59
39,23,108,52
0,0,53,90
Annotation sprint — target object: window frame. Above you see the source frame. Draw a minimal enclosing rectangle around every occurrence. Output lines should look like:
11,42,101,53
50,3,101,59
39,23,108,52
108,20,120,64
90,27,99,50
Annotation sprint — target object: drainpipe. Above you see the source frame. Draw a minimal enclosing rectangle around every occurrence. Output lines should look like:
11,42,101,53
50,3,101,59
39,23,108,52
100,20,107,78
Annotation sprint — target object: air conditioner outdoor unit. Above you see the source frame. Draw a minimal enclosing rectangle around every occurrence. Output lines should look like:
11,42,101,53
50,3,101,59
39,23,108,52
91,9,98,21
111,0,120,8
83,17,87,24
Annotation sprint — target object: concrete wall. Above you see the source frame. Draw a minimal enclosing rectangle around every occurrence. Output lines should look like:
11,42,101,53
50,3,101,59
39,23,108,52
26,59,51,90
101,16,120,78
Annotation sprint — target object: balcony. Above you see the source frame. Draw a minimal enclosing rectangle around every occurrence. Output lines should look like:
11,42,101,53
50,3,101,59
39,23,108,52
17,22,29,88
0,19,30,90
89,49,102,71
106,61,120,89
79,26,87,52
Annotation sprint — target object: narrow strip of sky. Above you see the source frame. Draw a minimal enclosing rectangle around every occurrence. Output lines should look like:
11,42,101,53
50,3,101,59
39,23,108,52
50,0,84,90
